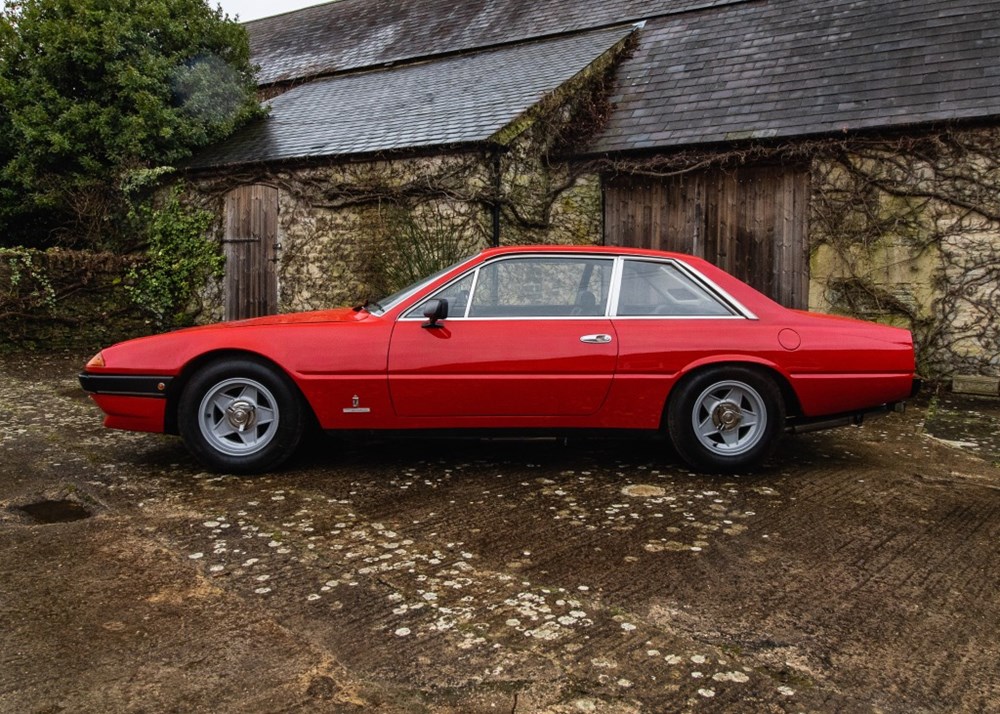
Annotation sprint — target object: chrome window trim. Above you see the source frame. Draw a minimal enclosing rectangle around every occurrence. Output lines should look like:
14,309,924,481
397,252,758,322
611,256,758,321
462,267,480,319
400,315,620,322
608,314,749,321
399,253,616,322
401,269,478,320
376,254,479,315
607,256,625,319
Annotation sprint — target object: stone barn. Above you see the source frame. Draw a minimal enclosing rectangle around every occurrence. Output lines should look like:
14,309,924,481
185,0,1000,379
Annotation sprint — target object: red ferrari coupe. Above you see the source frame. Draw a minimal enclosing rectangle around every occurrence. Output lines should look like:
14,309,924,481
80,246,918,473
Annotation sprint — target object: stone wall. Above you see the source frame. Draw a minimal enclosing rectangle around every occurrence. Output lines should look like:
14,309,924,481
192,147,604,315
498,120,603,247
266,158,495,312
190,32,620,317
0,248,152,350
808,129,1000,378
191,90,996,380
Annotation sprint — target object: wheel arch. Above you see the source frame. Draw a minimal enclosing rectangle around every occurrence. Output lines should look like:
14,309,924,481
164,349,317,435
660,357,803,430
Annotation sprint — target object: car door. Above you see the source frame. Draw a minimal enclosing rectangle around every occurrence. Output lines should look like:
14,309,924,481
387,255,618,418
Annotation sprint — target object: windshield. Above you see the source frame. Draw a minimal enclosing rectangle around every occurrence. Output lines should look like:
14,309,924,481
364,254,478,316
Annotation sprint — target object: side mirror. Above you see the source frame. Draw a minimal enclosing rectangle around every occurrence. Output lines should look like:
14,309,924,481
421,298,449,329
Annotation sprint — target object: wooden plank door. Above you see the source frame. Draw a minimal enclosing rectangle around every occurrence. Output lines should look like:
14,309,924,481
223,185,279,320
603,167,810,308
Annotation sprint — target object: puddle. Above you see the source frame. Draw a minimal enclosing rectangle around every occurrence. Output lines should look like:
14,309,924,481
16,499,93,524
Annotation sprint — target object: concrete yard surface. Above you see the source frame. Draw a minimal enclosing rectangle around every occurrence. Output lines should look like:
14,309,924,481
2,353,999,713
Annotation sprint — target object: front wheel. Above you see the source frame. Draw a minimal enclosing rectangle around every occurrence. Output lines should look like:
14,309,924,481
178,358,304,474
667,367,785,472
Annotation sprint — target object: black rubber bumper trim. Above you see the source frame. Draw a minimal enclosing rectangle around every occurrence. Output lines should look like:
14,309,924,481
79,374,173,398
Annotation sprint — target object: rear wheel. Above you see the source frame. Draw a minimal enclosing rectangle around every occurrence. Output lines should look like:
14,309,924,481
667,366,784,472
178,359,304,473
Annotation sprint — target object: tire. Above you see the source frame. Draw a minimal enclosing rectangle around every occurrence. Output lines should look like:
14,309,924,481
667,366,785,473
178,358,304,474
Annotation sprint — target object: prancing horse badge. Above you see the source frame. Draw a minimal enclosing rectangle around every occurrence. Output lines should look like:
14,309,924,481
343,394,371,414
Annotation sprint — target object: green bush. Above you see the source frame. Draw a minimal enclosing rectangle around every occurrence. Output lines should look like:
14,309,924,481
126,187,223,329
0,0,261,249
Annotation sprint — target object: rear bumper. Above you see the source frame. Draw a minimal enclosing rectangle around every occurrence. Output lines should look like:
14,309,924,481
789,372,916,418
787,377,920,435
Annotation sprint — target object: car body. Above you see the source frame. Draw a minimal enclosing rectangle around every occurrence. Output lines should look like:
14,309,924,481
80,245,919,473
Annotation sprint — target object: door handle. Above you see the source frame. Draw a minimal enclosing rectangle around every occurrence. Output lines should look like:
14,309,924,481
580,334,613,344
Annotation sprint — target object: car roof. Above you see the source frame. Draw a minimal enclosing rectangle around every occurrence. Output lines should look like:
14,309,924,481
478,244,692,261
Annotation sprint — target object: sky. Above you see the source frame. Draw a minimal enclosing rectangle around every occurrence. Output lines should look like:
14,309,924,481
215,0,330,22
0,1,332,23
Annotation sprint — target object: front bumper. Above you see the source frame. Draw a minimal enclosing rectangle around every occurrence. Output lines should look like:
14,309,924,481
79,373,173,397
79,373,172,433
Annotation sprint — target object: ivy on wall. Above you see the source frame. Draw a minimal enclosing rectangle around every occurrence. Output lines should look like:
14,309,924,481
1,183,226,347
0,248,149,350
362,203,488,299
126,185,223,329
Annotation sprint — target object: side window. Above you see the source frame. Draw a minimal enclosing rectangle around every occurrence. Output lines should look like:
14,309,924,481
469,257,613,318
617,260,735,317
405,273,475,319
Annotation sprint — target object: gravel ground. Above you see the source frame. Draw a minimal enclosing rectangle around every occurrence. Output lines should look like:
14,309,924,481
1,352,999,713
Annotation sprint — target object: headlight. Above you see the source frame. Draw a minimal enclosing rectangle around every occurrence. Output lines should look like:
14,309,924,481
86,351,106,369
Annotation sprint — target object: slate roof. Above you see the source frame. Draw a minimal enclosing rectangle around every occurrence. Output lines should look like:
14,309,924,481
187,25,635,169
192,0,1000,169
588,0,1000,153
247,0,742,86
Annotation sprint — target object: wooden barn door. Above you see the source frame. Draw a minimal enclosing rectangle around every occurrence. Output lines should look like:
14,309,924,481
223,185,279,320
604,167,809,308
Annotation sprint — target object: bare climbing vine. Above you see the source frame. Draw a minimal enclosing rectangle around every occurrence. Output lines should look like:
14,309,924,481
580,128,1000,378
186,40,630,311
188,31,997,378
810,130,1000,377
